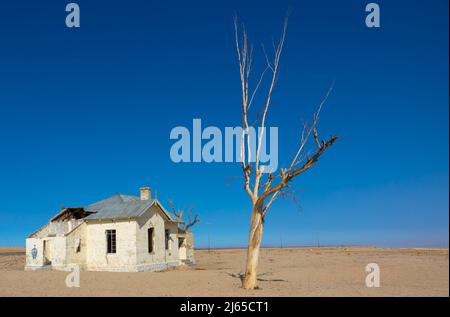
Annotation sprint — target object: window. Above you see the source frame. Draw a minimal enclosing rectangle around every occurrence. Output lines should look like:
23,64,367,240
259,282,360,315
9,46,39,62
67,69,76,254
148,228,154,253
106,230,116,254
165,229,170,250
75,238,81,253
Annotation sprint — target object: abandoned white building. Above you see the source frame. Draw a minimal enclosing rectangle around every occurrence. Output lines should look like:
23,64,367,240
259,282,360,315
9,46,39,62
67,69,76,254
25,187,195,272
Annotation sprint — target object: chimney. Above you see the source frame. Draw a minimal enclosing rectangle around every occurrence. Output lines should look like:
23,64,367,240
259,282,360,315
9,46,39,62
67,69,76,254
140,187,151,201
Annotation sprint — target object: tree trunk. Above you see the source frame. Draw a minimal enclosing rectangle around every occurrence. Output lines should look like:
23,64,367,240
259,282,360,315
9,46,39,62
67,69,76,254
242,206,264,289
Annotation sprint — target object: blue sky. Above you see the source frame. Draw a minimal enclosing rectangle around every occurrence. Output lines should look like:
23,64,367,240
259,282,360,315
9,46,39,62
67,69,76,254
0,0,448,248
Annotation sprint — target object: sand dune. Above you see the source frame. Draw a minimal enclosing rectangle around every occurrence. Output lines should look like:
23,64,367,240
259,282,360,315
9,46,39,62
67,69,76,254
0,247,448,296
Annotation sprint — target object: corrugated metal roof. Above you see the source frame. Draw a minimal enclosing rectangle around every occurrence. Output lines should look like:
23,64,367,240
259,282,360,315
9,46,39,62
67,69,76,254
83,194,181,222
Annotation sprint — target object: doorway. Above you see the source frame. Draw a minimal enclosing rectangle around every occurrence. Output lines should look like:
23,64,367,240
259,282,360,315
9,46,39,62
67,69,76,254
43,240,52,265
178,237,186,261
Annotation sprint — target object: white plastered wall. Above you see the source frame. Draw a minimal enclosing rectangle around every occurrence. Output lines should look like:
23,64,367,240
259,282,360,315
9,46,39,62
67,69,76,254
135,205,179,268
25,238,45,269
65,222,87,268
85,219,137,271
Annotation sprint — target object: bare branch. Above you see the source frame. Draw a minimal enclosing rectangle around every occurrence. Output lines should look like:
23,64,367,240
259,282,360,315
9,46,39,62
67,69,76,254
259,135,338,205
255,17,288,175
168,199,176,214
169,200,200,230
234,17,254,200
185,208,200,230
261,44,274,72
262,191,279,217
248,65,270,110
288,81,335,171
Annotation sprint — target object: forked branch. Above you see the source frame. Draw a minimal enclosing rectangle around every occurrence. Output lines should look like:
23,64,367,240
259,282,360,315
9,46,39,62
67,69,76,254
234,16,338,218
168,200,200,230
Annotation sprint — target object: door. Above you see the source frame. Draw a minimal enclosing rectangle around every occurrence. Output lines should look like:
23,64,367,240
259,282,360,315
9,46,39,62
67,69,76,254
43,240,52,265
178,237,187,261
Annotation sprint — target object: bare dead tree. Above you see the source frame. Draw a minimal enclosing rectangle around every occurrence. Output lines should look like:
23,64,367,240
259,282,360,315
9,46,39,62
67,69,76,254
234,16,338,289
168,199,200,230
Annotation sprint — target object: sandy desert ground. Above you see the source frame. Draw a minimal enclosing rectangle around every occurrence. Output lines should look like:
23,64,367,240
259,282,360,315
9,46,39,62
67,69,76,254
0,247,448,296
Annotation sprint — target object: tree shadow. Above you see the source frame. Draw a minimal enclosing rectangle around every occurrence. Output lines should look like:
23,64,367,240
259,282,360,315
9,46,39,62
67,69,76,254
226,271,288,283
